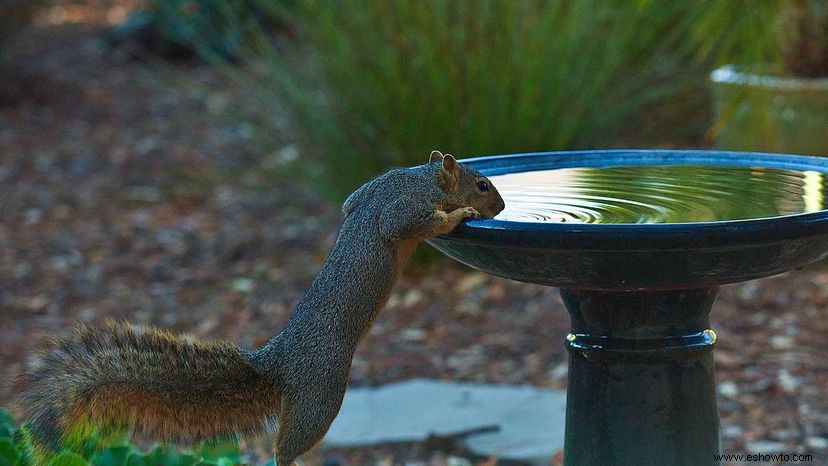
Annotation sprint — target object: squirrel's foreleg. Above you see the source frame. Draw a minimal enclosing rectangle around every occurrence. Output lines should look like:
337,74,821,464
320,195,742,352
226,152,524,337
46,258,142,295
440,206,481,234
380,199,480,240
420,206,481,237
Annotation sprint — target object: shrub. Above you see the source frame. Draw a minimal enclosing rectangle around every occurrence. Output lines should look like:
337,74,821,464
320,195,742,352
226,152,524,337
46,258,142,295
0,1,42,39
0,0,46,65
779,0,828,77
109,0,294,59
227,0,726,201
0,0,50,104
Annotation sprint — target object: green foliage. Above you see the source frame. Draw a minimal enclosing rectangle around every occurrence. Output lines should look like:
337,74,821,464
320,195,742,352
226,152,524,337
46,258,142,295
90,445,132,466
121,1,799,201
47,453,87,466
110,0,293,59
691,0,828,78
210,0,791,202
779,0,828,77
0,410,13,438
191,441,240,465
703,1,828,155
0,408,248,466
689,0,783,71
0,438,21,466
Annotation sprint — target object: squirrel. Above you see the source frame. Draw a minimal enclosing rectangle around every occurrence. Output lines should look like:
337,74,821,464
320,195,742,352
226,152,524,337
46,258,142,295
16,150,505,466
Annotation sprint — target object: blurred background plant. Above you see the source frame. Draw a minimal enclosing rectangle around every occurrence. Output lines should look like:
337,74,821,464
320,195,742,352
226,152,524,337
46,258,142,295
235,0,718,201
779,0,828,78
111,0,821,199
708,0,828,155
107,0,294,59
0,0,53,104
0,0,50,67
0,0,46,41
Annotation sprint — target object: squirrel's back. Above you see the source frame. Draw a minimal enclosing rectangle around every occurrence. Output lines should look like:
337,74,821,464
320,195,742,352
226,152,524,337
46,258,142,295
17,321,281,448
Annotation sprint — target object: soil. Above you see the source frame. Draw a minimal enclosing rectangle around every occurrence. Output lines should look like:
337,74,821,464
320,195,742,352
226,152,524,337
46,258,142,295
0,4,826,466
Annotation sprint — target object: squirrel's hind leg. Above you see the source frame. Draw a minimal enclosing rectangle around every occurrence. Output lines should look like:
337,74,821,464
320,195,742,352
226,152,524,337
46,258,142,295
273,391,343,466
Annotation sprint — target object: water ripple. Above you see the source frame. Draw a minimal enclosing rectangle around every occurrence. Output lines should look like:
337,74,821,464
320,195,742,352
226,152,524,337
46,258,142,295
491,166,827,224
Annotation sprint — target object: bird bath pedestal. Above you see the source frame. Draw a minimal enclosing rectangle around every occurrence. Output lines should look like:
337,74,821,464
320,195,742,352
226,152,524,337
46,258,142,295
428,150,828,466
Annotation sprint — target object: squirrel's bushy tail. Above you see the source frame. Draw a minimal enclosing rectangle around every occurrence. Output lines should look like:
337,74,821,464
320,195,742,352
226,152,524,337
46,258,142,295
17,321,281,449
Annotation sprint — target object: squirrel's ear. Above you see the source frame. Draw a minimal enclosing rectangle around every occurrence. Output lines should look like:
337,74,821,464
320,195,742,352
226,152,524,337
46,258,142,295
429,150,444,163
442,154,458,171
437,154,460,191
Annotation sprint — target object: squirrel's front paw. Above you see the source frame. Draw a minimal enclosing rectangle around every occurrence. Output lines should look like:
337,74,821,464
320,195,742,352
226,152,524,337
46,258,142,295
448,206,481,222
462,207,482,219
431,207,481,236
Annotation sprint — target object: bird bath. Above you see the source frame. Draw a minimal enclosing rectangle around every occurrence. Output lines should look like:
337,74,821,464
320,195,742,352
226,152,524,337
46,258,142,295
427,150,828,466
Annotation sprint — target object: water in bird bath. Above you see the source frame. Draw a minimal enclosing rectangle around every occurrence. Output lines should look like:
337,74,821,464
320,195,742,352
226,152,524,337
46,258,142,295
492,165,826,224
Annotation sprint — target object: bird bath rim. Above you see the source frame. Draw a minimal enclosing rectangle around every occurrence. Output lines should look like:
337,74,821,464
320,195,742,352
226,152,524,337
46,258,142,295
428,149,828,289
443,149,828,250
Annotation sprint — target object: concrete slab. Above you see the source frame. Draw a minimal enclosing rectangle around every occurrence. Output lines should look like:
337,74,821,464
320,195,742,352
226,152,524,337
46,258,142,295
323,379,566,464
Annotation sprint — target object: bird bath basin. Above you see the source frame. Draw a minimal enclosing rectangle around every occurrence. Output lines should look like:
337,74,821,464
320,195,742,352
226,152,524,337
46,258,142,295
427,150,828,466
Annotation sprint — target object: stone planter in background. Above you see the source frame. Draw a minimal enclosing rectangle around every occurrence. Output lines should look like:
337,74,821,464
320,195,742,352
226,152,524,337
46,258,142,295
710,65,828,156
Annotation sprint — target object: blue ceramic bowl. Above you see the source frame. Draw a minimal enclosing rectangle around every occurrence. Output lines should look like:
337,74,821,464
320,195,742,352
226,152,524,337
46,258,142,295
428,150,828,290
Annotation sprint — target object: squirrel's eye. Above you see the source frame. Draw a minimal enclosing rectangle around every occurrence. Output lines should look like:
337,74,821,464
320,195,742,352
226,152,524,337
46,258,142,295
476,180,489,192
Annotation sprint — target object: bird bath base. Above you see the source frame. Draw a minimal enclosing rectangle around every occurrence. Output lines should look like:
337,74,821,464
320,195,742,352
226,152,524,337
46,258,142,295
561,288,719,465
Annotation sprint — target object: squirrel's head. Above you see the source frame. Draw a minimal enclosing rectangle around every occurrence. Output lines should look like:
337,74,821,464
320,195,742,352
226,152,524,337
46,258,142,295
430,150,505,218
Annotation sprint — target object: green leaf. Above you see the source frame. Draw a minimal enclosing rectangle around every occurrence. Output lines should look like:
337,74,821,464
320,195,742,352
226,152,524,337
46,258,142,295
91,446,133,466
142,446,194,466
194,441,239,463
11,426,34,466
124,454,145,466
0,438,20,466
141,446,170,466
75,435,100,461
0,409,14,439
46,452,90,466
0,411,14,430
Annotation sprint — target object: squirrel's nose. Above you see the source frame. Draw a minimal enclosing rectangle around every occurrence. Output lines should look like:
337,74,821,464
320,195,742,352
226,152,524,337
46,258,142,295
484,199,505,218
